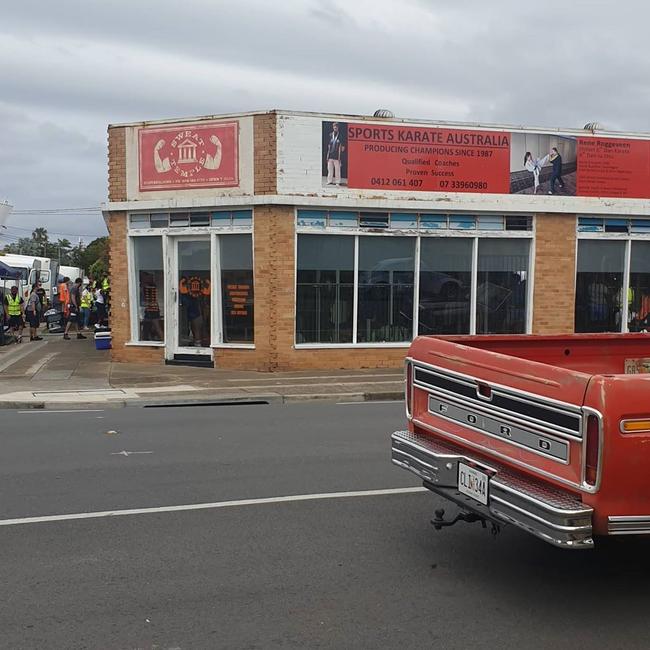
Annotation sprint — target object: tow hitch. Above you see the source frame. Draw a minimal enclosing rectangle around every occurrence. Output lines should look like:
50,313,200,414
432,508,500,536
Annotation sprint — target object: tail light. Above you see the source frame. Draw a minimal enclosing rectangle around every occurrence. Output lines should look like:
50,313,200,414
405,361,413,419
584,414,600,486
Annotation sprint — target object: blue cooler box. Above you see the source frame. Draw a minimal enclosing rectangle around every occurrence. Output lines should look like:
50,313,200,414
95,331,112,350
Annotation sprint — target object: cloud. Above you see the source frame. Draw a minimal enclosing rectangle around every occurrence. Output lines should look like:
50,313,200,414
1,0,650,239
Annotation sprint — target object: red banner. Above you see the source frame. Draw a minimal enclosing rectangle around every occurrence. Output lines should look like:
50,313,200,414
321,120,650,199
345,123,511,194
576,137,650,199
139,121,239,191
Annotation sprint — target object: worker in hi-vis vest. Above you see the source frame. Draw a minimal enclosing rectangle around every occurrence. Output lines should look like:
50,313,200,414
3,285,25,343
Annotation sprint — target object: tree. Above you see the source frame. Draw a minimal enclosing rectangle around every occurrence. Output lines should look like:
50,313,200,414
31,227,51,257
89,258,107,281
53,238,73,264
77,237,108,276
3,237,39,256
2,230,108,276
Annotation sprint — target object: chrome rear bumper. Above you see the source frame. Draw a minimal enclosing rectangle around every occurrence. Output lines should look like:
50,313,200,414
392,430,594,549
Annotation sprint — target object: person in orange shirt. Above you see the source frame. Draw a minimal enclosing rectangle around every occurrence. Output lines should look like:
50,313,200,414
58,276,70,318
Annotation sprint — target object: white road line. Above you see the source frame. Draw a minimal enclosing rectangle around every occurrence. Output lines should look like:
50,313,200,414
18,409,106,414
0,340,48,373
110,450,153,456
0,487,427,527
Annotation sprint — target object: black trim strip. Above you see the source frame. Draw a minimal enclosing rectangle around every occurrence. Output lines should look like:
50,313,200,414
413,366,580,434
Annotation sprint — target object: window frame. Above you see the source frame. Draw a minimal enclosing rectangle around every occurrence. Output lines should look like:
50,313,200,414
575,228,650,333
126,210,255,349
294,209,535,348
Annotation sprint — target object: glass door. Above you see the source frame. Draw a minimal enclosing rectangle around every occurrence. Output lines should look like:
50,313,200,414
173,238,212,354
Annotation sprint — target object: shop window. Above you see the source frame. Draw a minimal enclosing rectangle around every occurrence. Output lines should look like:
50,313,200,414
604,218,628,233
190,212,210,227
418,238,472,335
391,213,418,229
130,214,150,229
296,235,354,343
630,219,650,234
628,241,650,332
232,210,253,228
420,214,447,229
577,217,604,233
449,215,476,230
132,237,164,342
476,239,529,334
170,213,190,227
211,211,232,227
477,215,504,231
220,235,254,343
357,236,414,342
505,216,532,231
359,212,389,228
329,211,358,228
150,213,169,228
575,240,625,333
297,210,327,228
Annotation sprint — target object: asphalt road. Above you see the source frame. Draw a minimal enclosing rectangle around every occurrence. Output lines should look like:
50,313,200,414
2,402,650,649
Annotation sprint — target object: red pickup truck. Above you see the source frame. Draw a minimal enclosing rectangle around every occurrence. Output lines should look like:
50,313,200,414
391,334,650,549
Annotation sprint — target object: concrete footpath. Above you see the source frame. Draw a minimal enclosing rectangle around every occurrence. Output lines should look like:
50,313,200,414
0,334,404,409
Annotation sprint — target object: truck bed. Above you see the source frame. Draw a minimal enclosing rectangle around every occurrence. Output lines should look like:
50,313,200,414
434,333,650,376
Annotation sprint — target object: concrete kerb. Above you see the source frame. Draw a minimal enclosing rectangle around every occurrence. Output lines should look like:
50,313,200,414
0,390,405,410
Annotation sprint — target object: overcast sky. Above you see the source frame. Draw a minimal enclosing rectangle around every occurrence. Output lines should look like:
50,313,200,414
1,0,648,243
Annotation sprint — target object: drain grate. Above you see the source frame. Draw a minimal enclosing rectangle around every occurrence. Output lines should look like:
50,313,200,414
143,400,270,408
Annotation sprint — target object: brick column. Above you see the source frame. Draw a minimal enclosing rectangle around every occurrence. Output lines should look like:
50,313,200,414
108,126,127,202
105,211,129,357
532,213,577,334
254,205,294,370
253,113,277,195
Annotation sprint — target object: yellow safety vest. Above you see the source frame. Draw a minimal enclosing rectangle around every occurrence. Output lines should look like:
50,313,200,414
80,291,93,309
102,278,110,291
6,294,21,316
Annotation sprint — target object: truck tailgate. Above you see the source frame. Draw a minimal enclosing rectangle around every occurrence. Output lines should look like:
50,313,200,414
407,337,594,493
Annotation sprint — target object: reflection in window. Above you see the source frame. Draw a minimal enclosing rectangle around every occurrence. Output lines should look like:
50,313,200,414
357,237,414,342
296,235,354,343
575,240,625,333
418,238,472,335
220,235,254,343
628,241,650,332
178,240,211,348
132,236,164,342
476,239,529,334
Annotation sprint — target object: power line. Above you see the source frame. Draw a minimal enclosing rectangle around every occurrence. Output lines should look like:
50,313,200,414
12,207,102,214
3,225,106,238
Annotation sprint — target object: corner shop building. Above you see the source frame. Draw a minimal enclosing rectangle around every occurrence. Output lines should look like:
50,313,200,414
103,110,650,370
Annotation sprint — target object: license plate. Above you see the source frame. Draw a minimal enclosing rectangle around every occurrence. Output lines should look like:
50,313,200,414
458,463,489,505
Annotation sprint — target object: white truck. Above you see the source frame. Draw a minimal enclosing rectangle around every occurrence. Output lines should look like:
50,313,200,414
0,254,59,305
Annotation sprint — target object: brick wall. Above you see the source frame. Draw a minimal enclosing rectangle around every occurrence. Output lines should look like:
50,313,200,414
108,126,127,202
213,204,407,372
532,213,577,334
105,211,129,357
253,113,277,195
